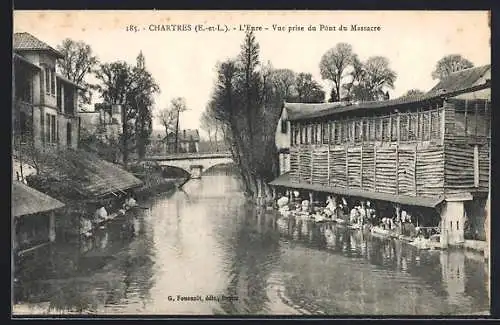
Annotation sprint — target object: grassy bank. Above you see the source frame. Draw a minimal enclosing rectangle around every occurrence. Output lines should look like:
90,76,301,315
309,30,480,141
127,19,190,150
126,163,181,200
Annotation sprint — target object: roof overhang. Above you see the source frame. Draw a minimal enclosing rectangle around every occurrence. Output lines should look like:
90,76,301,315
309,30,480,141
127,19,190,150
13,53,41,71
56,75,86,91
269,173,444,208
285,81,491,122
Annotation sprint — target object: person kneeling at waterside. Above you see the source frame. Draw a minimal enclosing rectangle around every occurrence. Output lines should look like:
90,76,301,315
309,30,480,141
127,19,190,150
123,195,138,210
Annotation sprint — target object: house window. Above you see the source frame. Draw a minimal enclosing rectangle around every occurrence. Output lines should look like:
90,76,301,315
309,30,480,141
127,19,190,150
51,69,56,96
281,119,288,134
46,113,51,143
51,115,56,143
45,67,50,94
40,112,45,144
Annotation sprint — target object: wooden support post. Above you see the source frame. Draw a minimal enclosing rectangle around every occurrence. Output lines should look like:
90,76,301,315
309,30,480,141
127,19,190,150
413,145,418,196
310,148,314,184
396,111,401,145
440,106,446,145
464,100,468,137
327,122,331,186
417,109,422,141
395,144,399,195
374,145,377,192
309,191,314,213
428,108,433,140
406,111,411,141
475,102,479,138
272,187,277,200
360,145,364,189
389,114,393,141
345,144,349,188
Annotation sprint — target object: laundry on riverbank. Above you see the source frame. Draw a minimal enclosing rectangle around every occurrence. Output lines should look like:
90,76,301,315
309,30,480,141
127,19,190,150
271,191,486,254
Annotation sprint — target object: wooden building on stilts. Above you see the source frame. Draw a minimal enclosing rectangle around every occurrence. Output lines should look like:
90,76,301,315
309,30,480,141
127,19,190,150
270,65,491,248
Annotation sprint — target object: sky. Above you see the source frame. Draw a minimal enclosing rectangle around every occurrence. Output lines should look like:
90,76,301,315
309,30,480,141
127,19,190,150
13,10,490,138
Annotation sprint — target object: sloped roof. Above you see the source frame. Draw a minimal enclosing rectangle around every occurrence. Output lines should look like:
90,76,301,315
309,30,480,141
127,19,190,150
12,181,65,217
428,65,491,95
284,81,490,121
39,150,143,198
167,129,200,142
13,32,64,59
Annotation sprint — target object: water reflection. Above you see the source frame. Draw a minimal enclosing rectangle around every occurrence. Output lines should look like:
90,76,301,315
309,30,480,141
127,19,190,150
13,173,489,315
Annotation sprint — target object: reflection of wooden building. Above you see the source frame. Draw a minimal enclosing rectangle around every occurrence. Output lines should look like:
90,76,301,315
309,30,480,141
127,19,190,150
271,66,490,247
12,181,65,253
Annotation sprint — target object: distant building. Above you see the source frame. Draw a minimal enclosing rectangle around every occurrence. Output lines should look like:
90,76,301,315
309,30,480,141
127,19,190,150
166,129,200,153
79,103,123,142
12,32,83,150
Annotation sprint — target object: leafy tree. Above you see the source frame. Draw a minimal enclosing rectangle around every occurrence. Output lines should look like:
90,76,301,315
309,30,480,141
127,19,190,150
400,89,425,99
56,38,99,105
431,54,474,80
343,56,396,102
131,52,159,159
270,68,297,102
94,56,159,163
319,43,355,102
200,101,222,152
293,73,325,103
327,87,338,103
210,31,282,201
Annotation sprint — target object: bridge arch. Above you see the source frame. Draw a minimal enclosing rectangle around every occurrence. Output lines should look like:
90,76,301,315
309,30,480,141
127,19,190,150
144,152,234,179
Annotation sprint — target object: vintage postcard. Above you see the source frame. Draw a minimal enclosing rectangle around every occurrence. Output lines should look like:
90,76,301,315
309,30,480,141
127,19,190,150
11,10,490,316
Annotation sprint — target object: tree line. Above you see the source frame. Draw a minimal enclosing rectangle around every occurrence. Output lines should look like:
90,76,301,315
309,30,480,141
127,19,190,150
56,40,159,165
198,31,477,203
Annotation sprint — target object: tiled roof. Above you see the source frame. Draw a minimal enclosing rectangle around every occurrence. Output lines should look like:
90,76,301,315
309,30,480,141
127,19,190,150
35,150,143,198
13,32,64,59
285,81,490,121
428,65,491,95
167,129,200,142
12,181,65,217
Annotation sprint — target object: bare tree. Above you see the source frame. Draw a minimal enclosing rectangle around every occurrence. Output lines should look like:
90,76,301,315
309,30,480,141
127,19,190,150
157,107,177,138
431,54,474,80
169,97,187,153
319,43,355,102
56,38,99,105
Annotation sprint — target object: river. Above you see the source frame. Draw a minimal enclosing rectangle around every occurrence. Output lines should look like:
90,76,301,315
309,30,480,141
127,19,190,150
12,170,490,316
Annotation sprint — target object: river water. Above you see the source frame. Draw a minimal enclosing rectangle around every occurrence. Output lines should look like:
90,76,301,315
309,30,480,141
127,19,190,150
13,171,490,316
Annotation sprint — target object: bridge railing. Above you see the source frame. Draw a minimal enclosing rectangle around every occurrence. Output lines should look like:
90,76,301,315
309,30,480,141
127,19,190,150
144,151,232,160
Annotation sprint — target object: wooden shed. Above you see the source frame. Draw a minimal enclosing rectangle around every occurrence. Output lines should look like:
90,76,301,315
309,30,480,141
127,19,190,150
270,76,490,247
12,181,65,253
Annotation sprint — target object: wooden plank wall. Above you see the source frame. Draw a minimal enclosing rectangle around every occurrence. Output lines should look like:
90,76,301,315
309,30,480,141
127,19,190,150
416,148,445,196
289,143,445,198
478,143,490,192
312,147,329,186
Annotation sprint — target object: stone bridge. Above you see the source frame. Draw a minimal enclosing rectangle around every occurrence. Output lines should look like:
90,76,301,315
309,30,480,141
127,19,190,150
144,152,233,178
